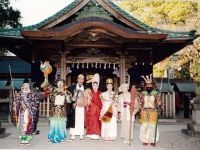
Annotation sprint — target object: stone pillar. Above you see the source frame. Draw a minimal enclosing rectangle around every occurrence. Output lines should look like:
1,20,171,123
119,56,126,85
182,97,200,137
60,54,66,81
0,121,5,138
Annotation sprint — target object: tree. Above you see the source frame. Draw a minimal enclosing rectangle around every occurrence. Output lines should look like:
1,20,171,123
0,0,22,56
115,0,200,95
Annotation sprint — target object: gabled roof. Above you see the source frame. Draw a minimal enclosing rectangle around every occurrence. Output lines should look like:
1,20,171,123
0,0,196,39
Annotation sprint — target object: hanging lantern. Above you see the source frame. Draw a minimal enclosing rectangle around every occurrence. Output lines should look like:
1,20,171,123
143,62,145,66
87,62,89,69
108,63,111,68
91,63,94,68
72,63,74,68
82,63,84,68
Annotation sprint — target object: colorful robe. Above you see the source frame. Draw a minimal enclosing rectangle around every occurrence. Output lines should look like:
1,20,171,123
48,88,70,143
100,91,117,140
10,91,38,143
138,90,160,144
86,90,102,139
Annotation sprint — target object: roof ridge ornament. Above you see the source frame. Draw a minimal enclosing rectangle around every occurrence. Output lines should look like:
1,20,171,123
75,1,113,21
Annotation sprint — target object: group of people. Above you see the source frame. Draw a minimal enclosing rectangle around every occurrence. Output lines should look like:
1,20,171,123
10,73,162,147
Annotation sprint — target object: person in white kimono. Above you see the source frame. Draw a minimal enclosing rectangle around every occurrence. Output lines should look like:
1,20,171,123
68,74,86,141
118,84,138,144
100,78,117,141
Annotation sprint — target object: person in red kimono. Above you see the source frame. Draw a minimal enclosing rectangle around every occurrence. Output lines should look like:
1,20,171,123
86,73,102,140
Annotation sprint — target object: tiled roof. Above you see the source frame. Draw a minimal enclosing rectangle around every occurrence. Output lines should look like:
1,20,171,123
0,0,196,39
0,57,31,73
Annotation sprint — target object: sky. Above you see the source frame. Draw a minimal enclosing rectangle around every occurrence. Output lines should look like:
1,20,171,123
10,0,74,26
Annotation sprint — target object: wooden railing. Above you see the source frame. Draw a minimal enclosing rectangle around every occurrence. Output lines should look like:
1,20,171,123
39,96,50,118
160,92,176,118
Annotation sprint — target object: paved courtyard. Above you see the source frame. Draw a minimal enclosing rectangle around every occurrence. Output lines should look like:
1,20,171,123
0,121,200,150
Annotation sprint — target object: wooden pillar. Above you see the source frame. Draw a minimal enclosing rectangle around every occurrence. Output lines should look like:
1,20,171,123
114,77,118,92
119,56,126,85
173,91,176,118
61,54,66,80
67,75,71,87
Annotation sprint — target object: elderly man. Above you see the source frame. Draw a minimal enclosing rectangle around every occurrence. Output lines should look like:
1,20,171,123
67,74,86,141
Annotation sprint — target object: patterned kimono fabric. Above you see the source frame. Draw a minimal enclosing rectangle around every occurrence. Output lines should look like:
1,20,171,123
86,90,102,139
100,91,117,140
12,91,38,144
139,90,159,144
48,88,68,143
118,92,138,142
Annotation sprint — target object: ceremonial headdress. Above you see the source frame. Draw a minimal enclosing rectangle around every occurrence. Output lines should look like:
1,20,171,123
23,78,30,84
86,73,100,84
106,78,113,84
140,74,156,88
141,74,153,84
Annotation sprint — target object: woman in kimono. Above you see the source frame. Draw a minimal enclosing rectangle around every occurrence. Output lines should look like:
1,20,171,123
86,73,102,140
100,78,117,141
118,84,138,144
48,79,71,143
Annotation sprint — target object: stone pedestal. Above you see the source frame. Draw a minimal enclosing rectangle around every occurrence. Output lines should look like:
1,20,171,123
0,121,6,138
182,97,200,137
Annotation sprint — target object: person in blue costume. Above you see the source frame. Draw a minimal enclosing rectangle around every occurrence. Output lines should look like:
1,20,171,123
48,79,71,143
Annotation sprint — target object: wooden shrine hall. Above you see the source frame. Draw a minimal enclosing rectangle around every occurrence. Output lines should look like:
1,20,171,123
0,0,196,88
0,0,197,119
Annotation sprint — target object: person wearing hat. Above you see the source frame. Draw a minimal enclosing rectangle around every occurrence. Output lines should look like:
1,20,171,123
85,73,102,140
10,78,39,145
117,83,139,144
67,74,86,141
48,78,71,143
99,78,117,141
138,74,162,146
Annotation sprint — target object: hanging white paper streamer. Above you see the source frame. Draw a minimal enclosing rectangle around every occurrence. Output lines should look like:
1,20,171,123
95,62,98,68
77,62,79,69
104,63,106,69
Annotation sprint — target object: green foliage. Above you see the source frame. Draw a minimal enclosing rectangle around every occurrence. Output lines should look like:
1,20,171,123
0,0,22,55
117,0,198,26
0,0,22,28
